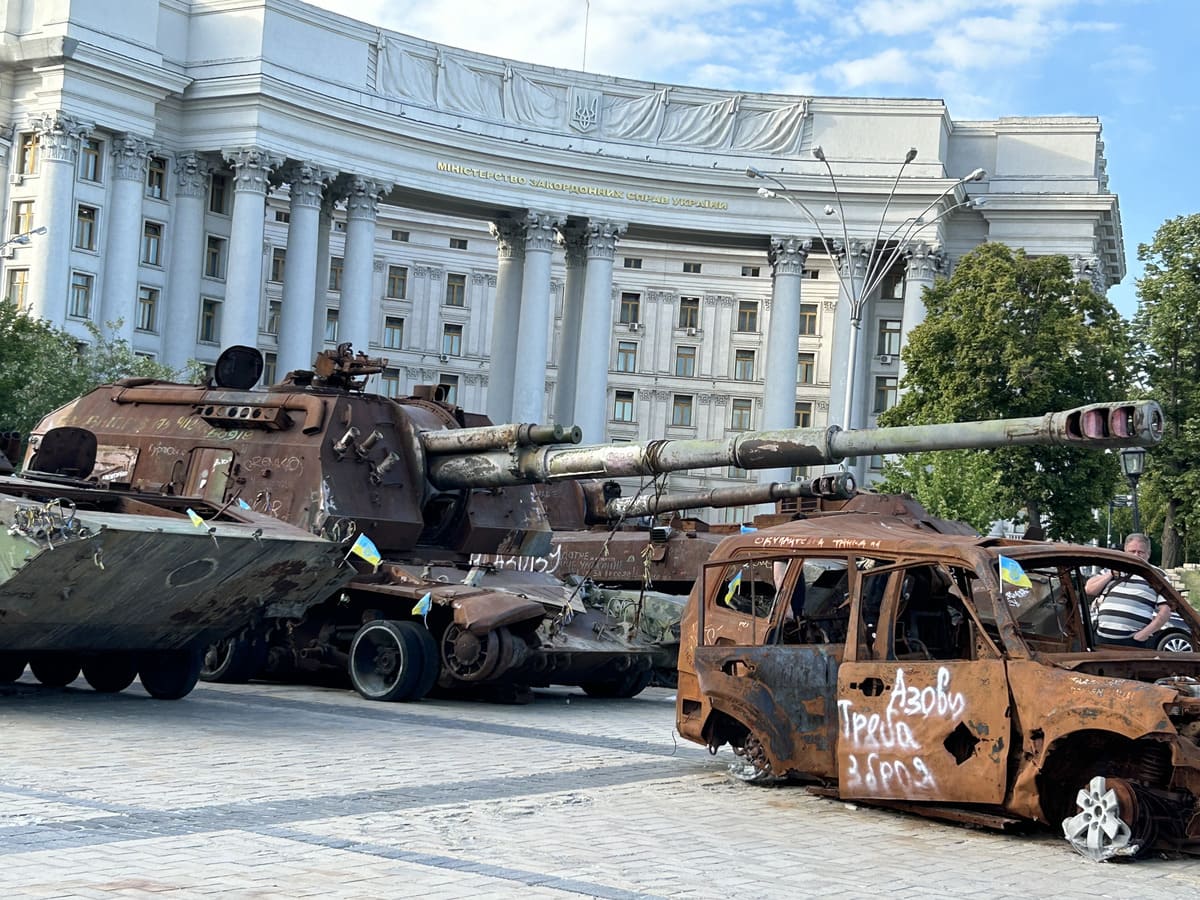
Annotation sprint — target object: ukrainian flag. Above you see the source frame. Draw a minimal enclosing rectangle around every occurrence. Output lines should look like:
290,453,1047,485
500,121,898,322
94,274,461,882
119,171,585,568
186,508,205,528
723,569,744,607
412,592,432,616
350,533,382,568
998,555,1032,589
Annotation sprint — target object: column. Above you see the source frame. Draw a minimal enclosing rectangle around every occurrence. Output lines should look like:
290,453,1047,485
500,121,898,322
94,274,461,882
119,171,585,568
26,112,89,324
340,176,389,355
553,223,587,427
486,216,526,423
898,241,945,390
572,220,626,443
511,211,562,424
1071,253,1106,295
100,134,152,342
310,190,336,361
276,163,327,377
223,147,281,350
758,236,810,489
162,153,211,370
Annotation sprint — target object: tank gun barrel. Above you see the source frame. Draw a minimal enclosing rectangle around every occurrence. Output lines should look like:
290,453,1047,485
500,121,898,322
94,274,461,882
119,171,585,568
421,422,582,456
427,400,1163,489
605,473,855,520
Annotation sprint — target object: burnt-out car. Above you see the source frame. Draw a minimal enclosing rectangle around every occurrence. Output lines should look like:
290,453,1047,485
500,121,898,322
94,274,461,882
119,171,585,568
675,516,1200,860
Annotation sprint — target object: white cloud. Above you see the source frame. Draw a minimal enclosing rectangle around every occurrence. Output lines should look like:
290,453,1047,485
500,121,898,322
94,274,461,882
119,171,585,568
831,48,918,89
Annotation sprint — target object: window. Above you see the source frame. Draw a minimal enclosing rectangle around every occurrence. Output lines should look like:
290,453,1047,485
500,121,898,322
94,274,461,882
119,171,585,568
728,466,749,480
734,349,756,381
442,323,462,356
75,205,98,250
736,301,758,332
439,374,459,404
880,271,905,300
619,292,640,324
741,265,760,277
675,345,696,377
795,401,813,428
870,455,885,471
199,298,221,343
263,352,277,387
205,236,226,279
678,296,700,329
874,376,898,413
731,398,753,431
334,221,346,232
623,257,642,269
146,156,167,198
798,352,815,385
383,315,404,350
386,265,408,299
449,237,468,250
266,300,281,335
380,367,402,397
671,394,694,427
613,390,635,422
799,303,818,336
136,286,159,333
17,132,38,176
6,269,29,310
142,221,163,266
209,173,229,214
878,319,902,356
391,229,410,242
69,272,93,319
11,201,34,236
269,247,286,282
616,341,637,373
79,139,102,182
445,273,466,306
329,256,343,292
325,309,339,343
683,261,702,274
274,210,290,223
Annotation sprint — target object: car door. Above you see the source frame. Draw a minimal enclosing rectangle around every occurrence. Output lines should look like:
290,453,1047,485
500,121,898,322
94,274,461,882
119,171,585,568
836,560,1010,804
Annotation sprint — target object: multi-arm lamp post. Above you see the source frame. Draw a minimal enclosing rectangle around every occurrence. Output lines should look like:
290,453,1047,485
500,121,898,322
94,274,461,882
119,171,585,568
747,151,985,431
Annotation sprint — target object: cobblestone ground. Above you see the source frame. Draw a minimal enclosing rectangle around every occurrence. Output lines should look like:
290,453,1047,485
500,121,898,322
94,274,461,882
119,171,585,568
2,676,1200,898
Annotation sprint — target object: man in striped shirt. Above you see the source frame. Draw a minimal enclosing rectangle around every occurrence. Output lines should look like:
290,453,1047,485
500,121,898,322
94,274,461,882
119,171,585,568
1086,533,1172,647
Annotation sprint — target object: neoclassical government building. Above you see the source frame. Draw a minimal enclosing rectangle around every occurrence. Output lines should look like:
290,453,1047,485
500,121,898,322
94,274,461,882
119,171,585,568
0,0,1123,508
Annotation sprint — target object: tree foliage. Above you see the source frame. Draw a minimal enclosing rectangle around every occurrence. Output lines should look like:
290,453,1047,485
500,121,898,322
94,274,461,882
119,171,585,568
0,303,186,446
878,243,1131,540
1131,213,1200,566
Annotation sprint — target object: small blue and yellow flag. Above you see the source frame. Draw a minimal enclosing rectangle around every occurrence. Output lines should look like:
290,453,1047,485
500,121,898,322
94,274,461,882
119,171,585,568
186,508,205,528
740,524,757,534
237,498,251,510
998,555,1032,589
412,591,432,617
723,569,744,607
350,533,382,568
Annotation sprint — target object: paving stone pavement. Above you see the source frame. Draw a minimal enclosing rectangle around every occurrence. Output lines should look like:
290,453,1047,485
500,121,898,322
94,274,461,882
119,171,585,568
2,675,1200,898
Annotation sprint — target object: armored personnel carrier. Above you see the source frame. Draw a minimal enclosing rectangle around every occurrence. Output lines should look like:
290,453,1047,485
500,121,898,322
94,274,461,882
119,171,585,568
27,343,1162,704
0,422,352,699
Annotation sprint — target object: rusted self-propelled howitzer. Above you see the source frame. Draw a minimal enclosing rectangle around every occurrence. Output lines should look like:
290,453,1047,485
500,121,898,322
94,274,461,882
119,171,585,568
0,426,354,699
27,343,1163,703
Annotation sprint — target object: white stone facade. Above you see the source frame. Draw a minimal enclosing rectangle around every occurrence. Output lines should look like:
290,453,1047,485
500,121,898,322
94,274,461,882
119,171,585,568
0,0,1123,517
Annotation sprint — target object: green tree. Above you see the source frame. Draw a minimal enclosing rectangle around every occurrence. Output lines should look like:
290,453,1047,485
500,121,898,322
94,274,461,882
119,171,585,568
0,303,186,451
1131,213,1200,567
879,243,1131,540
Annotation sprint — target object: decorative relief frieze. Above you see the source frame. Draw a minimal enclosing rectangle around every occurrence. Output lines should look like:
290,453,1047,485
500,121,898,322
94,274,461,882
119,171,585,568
373,258,387,273
414,265,444,280
816,400,829,412
405,366,422,378
646,389,670,401
465,374,482,385
646,290,674,304
822,301,838,312
471,271,495,285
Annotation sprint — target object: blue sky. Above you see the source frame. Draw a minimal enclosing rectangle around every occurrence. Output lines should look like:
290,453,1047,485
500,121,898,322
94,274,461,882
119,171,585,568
309,0,1199,319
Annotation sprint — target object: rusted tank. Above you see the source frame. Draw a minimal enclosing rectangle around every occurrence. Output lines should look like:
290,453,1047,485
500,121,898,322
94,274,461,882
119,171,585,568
673,484,1200,860
0,424,353,699
27,343,1163,704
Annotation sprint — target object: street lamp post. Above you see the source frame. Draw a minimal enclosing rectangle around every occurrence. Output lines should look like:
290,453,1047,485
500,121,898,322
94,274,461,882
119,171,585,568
1120,446,1146,533
748,152,985,432
0,225,48,252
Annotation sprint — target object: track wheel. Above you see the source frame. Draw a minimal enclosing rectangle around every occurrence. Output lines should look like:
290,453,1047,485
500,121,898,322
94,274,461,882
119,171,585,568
349,620,427,701
82,655,139,693
30,654,82,687
441,623,501,682
138,648,203,700
201,636,267,683
1062,776,1151,861
0,654,27,684
582,667,653,699
399,621,440,701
